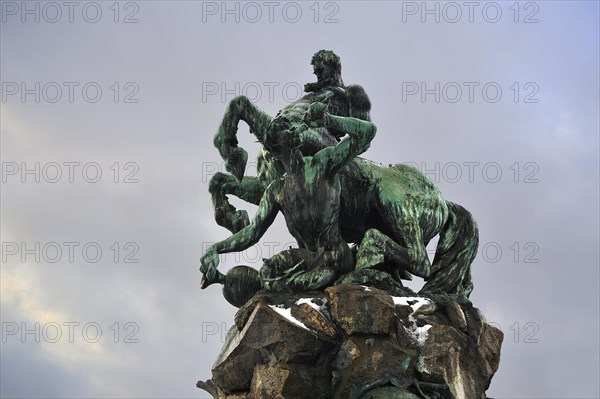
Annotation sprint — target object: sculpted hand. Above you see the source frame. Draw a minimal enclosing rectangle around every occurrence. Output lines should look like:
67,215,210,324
304,100,330,128
225,147,248,182
313,90,335,103
200,249,220,288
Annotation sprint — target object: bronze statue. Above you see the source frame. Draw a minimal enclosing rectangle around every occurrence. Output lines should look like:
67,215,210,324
202,93,375,297
209,50,371,233
201,50,479,307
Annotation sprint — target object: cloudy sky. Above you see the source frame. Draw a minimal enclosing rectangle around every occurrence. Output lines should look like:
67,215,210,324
1,1,598,398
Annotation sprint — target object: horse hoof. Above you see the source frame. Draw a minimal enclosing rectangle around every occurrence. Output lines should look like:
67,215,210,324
356,229,387,270
356,245,386,270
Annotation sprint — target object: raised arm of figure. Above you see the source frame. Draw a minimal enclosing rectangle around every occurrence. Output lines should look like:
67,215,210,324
310,111,377,176
200,180,281,282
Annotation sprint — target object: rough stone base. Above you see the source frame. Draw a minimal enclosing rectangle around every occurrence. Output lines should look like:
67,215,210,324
198,284,503,399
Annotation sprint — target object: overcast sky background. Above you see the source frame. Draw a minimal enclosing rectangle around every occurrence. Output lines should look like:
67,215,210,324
1,1,598,398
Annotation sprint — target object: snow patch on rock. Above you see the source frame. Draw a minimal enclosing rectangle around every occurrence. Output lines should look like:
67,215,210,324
392,296,433,345
269,305,310,331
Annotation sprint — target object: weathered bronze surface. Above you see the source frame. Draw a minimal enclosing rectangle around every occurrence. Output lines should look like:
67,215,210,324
200,50,479,306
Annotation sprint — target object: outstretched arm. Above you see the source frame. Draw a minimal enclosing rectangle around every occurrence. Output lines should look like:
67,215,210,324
201,181,280,277
310,112,377,175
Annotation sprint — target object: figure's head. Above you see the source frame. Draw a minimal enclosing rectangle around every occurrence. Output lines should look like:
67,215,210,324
265,115,303,159
305,50,343,91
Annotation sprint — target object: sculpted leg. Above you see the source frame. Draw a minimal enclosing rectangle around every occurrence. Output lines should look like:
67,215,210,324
387,217,431,279
356,223,431,281
421,264,473,299
355,229,387,270
356,228,415,282
260,249,336,292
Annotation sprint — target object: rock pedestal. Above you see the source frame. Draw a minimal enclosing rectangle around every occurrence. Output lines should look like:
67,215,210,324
198,284,503,399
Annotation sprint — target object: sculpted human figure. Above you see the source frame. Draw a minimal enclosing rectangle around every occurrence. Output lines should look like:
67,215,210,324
210,50,372,233
203,50,479,304
201,96,376,294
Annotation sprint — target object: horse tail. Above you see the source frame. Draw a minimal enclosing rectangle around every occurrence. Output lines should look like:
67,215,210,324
422,201,479,298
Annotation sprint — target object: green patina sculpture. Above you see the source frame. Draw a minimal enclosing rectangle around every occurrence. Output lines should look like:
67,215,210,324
200,50,479,307
202,93,374,298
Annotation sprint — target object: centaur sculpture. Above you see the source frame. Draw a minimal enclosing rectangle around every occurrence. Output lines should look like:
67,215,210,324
200,50,478,307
